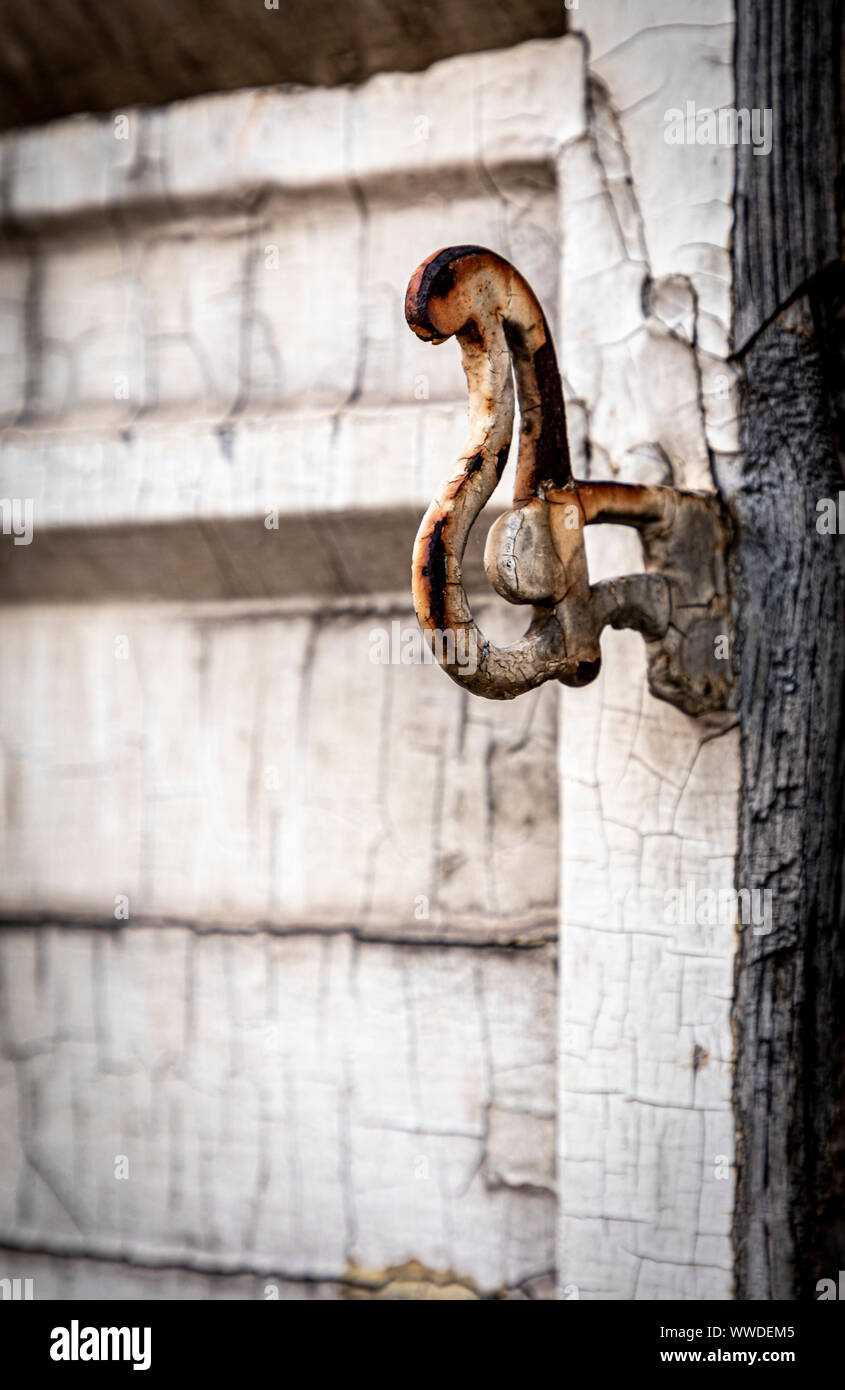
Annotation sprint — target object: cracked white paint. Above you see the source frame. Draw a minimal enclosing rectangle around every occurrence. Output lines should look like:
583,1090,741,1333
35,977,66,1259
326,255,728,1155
0,601,558,941
0,927,556,1294
555,2,739,1299
0,19,741,1299
0,38,583,529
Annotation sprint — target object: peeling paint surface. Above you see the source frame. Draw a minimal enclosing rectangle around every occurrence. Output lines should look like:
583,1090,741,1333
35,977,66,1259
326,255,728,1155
555,2,739,1299
0,602,559,941
0,20,741,1299
0,927,556,1295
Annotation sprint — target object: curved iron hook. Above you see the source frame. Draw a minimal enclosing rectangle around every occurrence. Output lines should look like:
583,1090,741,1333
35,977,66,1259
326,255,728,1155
405,245,675,701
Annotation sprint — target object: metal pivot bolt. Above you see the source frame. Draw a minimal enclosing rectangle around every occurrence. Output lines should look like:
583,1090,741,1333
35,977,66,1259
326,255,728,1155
404,245,733,716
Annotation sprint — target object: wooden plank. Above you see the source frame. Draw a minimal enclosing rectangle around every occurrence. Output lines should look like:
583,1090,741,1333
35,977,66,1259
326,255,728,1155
730,0,845,1300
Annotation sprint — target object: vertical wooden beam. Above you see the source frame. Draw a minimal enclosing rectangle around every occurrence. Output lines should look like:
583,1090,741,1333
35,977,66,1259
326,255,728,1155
730,0,845,1300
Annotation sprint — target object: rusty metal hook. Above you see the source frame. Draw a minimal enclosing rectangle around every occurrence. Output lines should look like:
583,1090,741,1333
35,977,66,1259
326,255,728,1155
405,246,732,715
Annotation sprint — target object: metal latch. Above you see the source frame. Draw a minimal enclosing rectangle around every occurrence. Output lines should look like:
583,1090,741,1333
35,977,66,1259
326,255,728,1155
405,246,732,715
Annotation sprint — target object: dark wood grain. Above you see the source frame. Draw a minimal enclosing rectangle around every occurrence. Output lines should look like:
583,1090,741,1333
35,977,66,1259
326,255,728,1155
730,0,845,1300
734,0,841,352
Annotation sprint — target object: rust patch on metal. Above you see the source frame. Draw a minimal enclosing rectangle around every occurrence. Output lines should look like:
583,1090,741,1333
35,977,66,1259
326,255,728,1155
418,514,449,631
532,329,572,491
465,449,485,477
405,243,499,341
